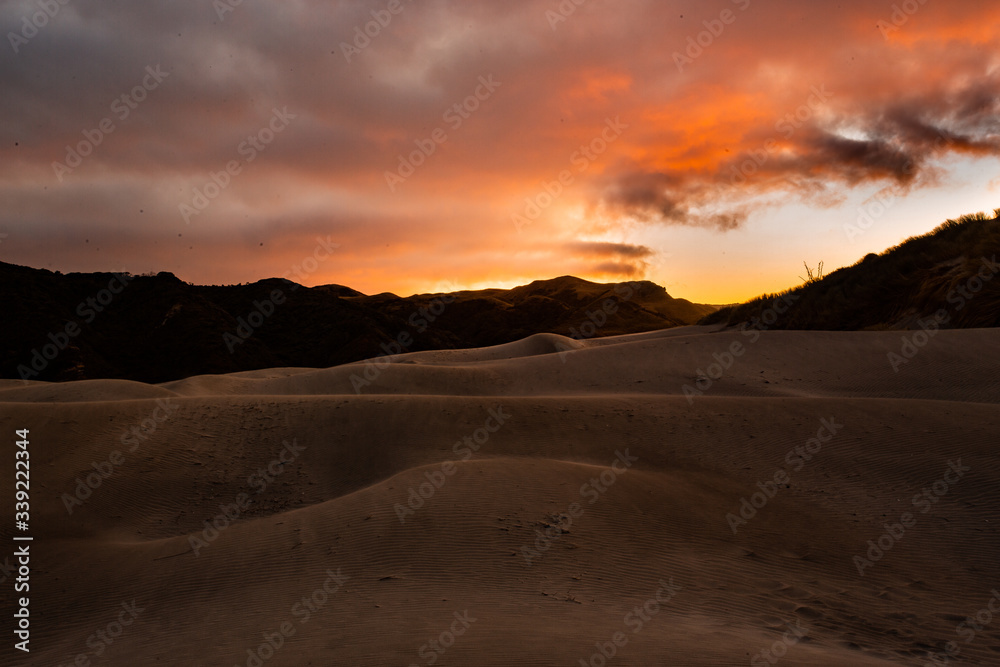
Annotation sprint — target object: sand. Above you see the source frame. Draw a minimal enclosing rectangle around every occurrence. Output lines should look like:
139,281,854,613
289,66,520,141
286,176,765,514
1,326,999,665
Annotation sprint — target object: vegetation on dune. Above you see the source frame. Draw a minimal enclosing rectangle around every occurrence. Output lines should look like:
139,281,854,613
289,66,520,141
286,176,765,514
700,210,1000,331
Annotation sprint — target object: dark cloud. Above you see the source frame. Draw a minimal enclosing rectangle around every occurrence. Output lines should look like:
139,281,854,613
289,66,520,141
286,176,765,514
563,241,655,278
599,74,1000,229
563,241,653,259
592,261,645,277
0,0,998,293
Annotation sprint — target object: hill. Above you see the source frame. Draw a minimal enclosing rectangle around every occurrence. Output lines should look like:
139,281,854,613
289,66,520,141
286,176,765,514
0,269,714,383
701,211,1000,331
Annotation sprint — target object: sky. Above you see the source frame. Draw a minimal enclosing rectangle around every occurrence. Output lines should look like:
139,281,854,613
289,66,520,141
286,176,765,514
1,0,998,304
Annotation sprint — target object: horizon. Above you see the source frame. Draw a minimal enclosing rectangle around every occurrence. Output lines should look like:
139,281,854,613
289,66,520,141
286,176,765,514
5,209,993,305
2,1,999,304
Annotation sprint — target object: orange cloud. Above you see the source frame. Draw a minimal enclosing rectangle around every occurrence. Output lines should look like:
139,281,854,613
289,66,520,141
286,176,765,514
0,0,998,303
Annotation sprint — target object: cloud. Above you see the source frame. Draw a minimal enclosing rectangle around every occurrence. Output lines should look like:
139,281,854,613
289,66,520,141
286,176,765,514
562,241,654,278
563,241,653,259
0,0,998,295
598,71,1000,229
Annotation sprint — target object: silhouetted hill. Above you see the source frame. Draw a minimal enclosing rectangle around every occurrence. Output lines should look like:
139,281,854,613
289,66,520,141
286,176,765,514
357,275,714,348
701,211,1000,330
0,269,714,382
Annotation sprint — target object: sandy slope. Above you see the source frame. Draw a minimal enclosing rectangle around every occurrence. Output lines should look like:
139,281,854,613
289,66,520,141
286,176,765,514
1,327,999,666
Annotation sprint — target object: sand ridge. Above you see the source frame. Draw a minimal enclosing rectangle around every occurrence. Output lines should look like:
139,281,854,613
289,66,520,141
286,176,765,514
1,328,998,665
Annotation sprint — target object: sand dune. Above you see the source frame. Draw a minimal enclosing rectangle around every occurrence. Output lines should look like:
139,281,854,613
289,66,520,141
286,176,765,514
2,327,999,665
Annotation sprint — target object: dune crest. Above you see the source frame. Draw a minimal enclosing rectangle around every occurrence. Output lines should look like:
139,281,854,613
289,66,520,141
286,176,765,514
1,327,998,665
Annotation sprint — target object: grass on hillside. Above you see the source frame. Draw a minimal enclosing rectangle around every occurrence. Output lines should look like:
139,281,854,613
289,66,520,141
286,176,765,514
700,210,1000,331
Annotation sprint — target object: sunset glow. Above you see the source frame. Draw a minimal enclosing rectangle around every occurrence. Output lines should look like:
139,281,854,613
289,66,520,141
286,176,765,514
2,0,998,302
